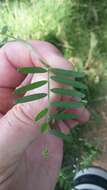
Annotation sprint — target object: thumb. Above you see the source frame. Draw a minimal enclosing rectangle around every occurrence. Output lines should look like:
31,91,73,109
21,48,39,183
0,103,40,168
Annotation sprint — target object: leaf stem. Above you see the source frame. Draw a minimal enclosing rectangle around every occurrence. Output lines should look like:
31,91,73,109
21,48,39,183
47,68,51,123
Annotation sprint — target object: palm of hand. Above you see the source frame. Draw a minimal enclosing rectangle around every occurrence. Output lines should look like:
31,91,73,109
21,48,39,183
8,134,63,190
0,72,63,190
0,40,89,190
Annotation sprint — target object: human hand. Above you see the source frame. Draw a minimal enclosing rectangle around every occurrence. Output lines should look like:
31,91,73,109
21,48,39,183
0,40,89,190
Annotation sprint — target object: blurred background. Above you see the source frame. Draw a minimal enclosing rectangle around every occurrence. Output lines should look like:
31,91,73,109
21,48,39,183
0,0,107,189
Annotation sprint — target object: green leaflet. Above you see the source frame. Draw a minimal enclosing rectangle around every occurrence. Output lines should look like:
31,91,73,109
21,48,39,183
82,100,88,104
1,26,8,34
51,88,85,98
17,67,47,73
51,101,84,109
35,108,48,122
41,123,50,133
42,148,49,158
51,76,87,90
52,112,79,120
50,68,85,78
50,130,72,142
16,93,47,104
15,80,48,94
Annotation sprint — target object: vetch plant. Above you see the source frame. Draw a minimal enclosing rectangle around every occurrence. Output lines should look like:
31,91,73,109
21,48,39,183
14,41,88,141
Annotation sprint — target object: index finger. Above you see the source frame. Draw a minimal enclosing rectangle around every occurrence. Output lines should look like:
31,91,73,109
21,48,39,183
0,40,71,88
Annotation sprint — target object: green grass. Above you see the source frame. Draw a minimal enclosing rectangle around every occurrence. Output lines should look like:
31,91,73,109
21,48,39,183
0,0,107,189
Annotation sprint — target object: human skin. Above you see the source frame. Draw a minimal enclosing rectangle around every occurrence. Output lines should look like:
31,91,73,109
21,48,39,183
0,40,89,190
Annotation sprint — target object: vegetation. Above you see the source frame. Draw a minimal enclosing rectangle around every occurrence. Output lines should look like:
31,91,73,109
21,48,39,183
0,0,107,189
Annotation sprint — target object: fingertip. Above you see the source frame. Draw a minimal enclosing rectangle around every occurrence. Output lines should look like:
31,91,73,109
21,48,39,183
64,107,90,124
3,41,33,68
57,121,70,134
76,108,90,123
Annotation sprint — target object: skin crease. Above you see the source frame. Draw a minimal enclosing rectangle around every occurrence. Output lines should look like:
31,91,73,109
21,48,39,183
0,40,89,190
